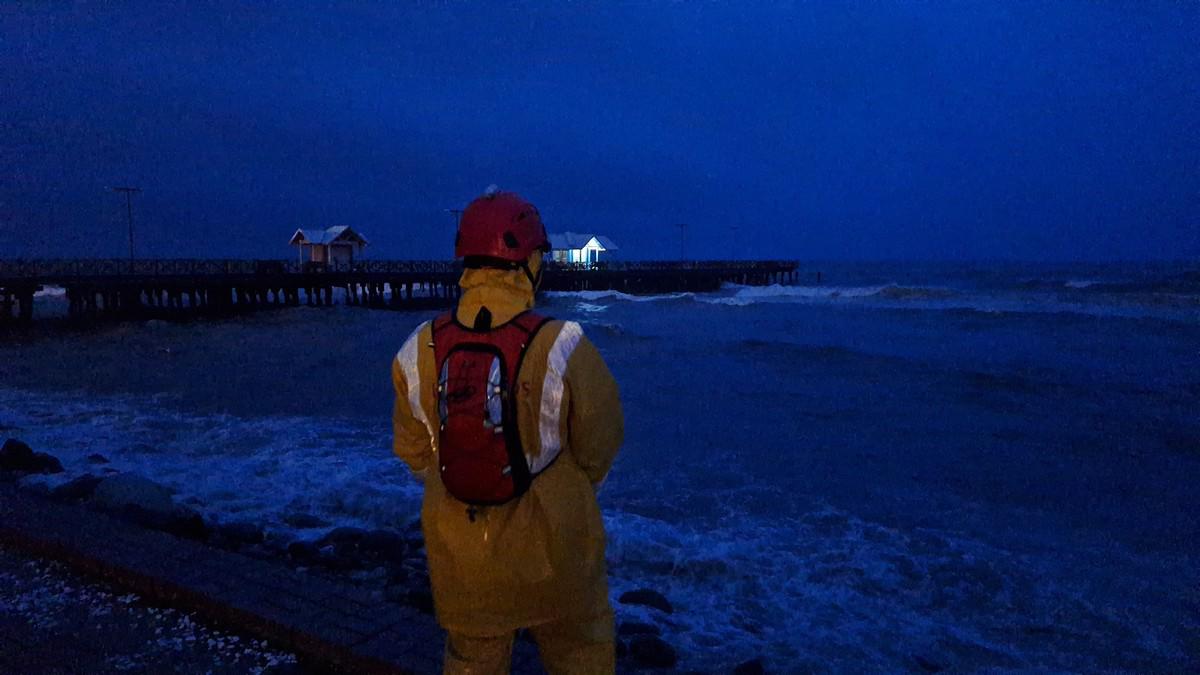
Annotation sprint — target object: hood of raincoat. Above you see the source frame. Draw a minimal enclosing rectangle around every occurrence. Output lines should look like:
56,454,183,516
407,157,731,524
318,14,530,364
454,252,542,327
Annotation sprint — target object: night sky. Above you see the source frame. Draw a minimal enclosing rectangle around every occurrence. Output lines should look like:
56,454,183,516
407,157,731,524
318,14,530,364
2,2,1197,261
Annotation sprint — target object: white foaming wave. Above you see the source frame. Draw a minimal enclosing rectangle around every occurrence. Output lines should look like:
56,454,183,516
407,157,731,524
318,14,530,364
574,302,609,313
545,289,694,303
599,497,1186,671
1064,279,1100,289
4,384,1191,670
703,283,1199,322
704,284,955,306
2,387,424,538
34,285,67,298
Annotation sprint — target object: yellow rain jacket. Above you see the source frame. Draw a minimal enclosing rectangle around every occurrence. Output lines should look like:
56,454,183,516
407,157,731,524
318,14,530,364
391,261,623,636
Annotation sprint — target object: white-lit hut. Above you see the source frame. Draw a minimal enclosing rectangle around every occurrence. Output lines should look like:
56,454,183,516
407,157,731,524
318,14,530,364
548,232,618,265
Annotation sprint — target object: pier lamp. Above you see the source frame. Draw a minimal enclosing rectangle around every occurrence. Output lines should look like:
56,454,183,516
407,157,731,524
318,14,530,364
112,186,142,260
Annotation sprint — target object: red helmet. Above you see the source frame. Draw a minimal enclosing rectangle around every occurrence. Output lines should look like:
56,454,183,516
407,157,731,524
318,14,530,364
454,190,548,264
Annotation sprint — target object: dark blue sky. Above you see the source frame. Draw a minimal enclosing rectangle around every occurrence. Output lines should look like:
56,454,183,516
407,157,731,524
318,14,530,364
2,2,1197,261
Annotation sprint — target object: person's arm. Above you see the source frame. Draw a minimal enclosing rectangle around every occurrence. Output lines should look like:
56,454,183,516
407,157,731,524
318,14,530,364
392,356,434,479
565,335,623,486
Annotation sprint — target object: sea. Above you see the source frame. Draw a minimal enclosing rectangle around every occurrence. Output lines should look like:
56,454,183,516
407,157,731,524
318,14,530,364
2,261,1198,672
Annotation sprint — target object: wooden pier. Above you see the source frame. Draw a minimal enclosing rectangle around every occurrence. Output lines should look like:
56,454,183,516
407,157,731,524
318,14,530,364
0,259,799,326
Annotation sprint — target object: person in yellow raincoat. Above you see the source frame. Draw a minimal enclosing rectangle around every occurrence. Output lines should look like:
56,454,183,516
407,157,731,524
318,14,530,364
391,188,623,674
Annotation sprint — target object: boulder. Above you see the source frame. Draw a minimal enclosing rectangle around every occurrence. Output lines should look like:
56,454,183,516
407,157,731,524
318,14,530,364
262,663,305,675
50,474,103,502
402,518,425,547
32,454,64,474
384,583,410,604
317,549,360,572
115,502,206,543
120,504,172,530
618,588,674,614
260,534,290,555
287,541,320,562
0,439,64,475
734,658,766,675
164,511,210,541
912,654,944,673
386,566,411,587
283,512,329,529
618,621,661,637
240,545,276,561
19,480,51,496
0,438,34,465
89,473,207,542
629,635,677,668
220,521,266,546
87,453,110,464
402,563,429,589
92,473,175,516
406,589,434,615
360,529,407,559
317,526,368,548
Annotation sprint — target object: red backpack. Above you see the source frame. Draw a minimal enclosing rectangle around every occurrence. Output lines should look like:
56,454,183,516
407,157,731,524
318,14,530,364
432,310,551,514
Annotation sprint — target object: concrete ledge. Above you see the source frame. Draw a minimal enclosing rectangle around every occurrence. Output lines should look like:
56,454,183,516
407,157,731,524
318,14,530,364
0,484,456,674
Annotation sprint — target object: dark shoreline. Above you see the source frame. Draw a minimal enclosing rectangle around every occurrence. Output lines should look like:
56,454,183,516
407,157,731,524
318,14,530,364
2,440,701,672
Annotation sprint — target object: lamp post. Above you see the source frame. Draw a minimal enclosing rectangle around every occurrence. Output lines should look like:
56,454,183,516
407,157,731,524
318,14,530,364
112,186,142,260
675,223,687,262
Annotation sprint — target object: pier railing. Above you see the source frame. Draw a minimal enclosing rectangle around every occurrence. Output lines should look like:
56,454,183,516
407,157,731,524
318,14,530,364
0,258,799,325
0,259,465,279
545,260,797,272
0,258,798,281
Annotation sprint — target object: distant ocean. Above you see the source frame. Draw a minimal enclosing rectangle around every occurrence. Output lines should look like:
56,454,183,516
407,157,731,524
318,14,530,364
2,261,1197,671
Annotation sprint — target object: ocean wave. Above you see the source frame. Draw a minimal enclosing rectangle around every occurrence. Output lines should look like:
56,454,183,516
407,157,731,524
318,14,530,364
34,285,67,298
578,320,628,338
544,289,695,303
3,385,1191,670
0,387,424,536
601,501,1182,670
702,282,1199,322
1052,273,1200,295
705,284,958,306
574,302,609,313
736,339,897,366
1061,282,1195,295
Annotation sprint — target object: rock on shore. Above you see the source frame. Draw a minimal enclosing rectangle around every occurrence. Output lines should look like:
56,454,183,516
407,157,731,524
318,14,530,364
1,438,64,475
5,456,698,669
91,473,176,514
628,634,678,668
618,588,674,614
90,472,209,541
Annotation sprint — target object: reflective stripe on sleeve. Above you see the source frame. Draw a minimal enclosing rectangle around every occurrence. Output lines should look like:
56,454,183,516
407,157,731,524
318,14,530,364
534,320,583,473
396,320,434,443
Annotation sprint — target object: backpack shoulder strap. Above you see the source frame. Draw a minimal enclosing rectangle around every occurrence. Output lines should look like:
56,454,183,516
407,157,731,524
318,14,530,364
509,311,552,337
431,311,455,334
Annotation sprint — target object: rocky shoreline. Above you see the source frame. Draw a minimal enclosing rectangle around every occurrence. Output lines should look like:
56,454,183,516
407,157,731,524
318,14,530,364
1,438,769,673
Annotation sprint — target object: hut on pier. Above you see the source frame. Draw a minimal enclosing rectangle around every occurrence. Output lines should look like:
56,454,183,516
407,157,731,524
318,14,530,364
289,226,369,267
548,232,618,266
